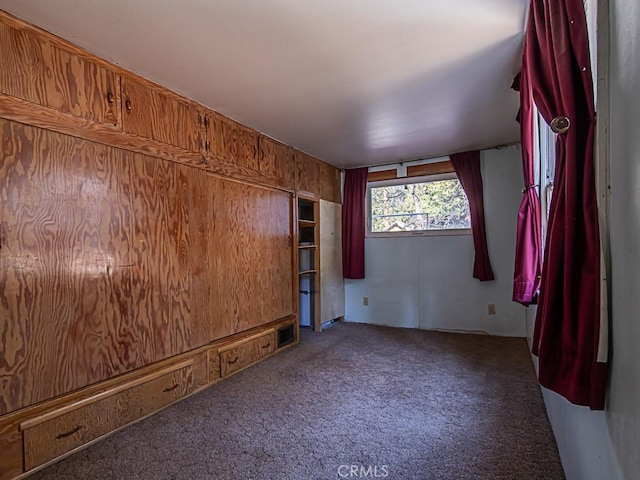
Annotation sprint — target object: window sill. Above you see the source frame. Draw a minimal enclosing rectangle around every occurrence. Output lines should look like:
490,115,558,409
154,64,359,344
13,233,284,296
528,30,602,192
367,228,472,238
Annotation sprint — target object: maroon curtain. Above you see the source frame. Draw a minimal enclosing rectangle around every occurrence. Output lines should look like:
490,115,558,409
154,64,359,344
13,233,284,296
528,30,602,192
342,167,368,279
512,65,543,306
450,151,495,281
526,0,606,409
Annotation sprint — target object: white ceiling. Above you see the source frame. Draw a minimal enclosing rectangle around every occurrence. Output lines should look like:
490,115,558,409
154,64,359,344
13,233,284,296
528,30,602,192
0,0,528,169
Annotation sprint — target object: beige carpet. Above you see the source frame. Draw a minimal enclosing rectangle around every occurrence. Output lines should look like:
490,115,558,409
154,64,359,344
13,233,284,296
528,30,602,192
32,322,565,480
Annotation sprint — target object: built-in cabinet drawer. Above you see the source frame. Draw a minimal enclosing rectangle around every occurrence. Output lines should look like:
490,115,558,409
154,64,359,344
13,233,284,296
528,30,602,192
220,330,276,377
22,362,194,471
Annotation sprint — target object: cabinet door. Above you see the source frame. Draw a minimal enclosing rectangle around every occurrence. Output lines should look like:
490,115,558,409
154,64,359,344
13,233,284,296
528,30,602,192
296,151,320,196
207,111,237,163
320,200,345,323
320,161,342,204
0,17,118,125
121,77,202,152
259,135,295,187
236,123,260,171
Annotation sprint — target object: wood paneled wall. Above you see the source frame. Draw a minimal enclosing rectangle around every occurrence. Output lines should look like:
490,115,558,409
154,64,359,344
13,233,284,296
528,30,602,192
0,118,293,415
0,9,338,419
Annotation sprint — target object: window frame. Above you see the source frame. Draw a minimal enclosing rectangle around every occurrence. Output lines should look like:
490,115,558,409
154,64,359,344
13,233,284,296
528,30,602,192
366,172,472,238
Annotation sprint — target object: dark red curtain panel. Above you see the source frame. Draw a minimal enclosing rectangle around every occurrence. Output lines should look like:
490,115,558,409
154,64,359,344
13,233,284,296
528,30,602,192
526,0,606,409
450,151,495,281
342,167,368,279
512,66,543,306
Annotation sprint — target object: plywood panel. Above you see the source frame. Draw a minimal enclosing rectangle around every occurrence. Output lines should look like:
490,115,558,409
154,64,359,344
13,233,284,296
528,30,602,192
0,119,139,415
236,123,259,171
260,135,295,187
121,77,201,153
186,170,212,350
0,17,118,125
0,432,22,480
319,161,342,204
128,153,198,360
209,181,294,339
296,151,320,196
207,111,237,164
320,200,345,323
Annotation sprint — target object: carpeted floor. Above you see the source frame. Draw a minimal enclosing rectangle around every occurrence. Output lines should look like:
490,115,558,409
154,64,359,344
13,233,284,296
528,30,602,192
32,322,565,480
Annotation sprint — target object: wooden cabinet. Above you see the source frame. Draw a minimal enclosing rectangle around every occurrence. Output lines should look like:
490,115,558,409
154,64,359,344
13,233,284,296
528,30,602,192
22,362,194,471
219,330,276,377
0,16,118,126
260,135,296,188
121,76,202,152
236,123,260,171
296,151,320,196
206,111,237,163
320,161,342,204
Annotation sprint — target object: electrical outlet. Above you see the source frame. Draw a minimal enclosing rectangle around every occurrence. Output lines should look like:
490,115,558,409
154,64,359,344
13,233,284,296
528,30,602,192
363,297,369,306
488,304,496,315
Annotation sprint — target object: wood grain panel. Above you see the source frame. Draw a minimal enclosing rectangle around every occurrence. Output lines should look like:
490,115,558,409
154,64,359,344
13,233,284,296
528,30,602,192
296,151,320,196
367,161,455,182
0,432,22,480
207,349,221,384
0,17,118,125
260,136,295,187
0,119,145,415
127,152,180,362
258,135,276,177
319,161,342,203
23,365,193,470
186,169,212,349
207,111,237,164
121,76,201,153
208,181,294,339
0,93,295,193
235,123,260,171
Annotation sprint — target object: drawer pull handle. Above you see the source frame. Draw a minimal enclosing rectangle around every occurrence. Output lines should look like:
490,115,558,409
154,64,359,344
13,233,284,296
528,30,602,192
56,425,83,439
227,356,239,365
261,343,271,349
106,91,114,105
163,384,179,393
125,97,132,113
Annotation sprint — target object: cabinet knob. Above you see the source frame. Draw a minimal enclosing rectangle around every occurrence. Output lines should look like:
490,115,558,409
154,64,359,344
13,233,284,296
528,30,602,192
106,91,114,106
125,97,132,113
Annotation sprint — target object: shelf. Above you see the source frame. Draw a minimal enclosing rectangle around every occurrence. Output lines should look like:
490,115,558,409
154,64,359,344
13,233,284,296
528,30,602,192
298,244,317,249
298,220,316,228
298,269,318,275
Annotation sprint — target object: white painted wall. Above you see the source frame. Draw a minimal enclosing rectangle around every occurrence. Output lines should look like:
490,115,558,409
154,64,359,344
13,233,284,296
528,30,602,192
344,145,527,337
606,0,640,476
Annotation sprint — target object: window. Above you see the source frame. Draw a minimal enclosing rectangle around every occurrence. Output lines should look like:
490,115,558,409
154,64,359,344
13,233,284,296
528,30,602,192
534,108,556,242
367,173,471,236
